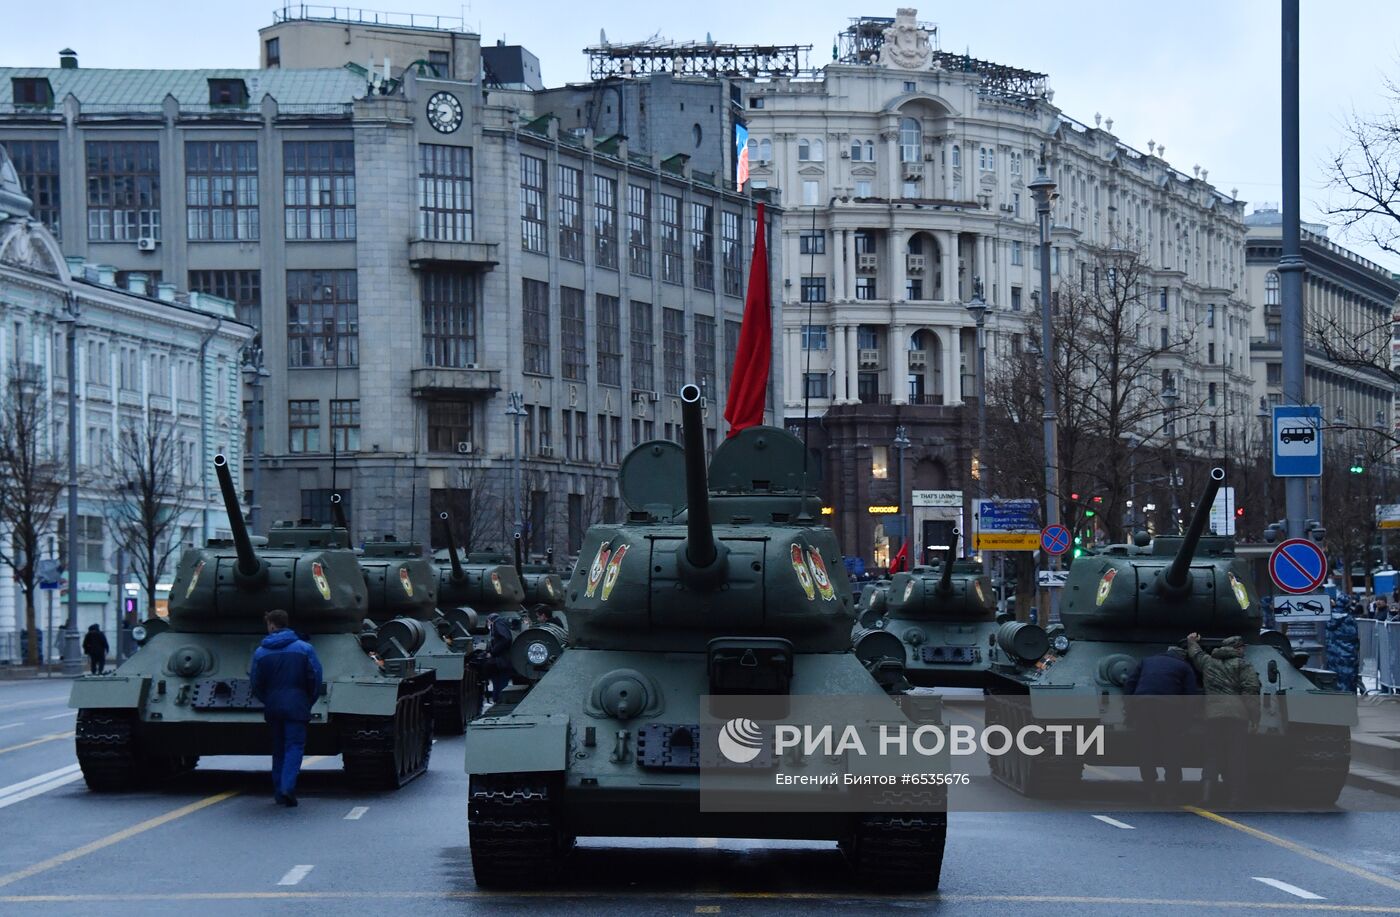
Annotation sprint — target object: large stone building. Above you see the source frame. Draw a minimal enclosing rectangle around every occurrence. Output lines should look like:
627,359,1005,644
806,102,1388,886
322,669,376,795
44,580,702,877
740,9,1251,563
0,146,251,661
0,8,779,561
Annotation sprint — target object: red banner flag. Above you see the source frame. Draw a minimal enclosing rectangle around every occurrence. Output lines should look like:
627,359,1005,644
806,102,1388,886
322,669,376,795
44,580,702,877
723,201,771,437
890,540,909,574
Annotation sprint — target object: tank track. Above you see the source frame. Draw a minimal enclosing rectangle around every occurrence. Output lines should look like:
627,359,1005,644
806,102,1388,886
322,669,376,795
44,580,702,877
840,813,947,889
432,669,482,736
467,774,570,888
75,710,199,791
985,694,1083,798
1276,724,1350,807
340,676,434,790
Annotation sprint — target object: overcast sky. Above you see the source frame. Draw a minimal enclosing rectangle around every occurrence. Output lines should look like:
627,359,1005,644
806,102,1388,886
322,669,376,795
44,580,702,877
5,0,1398,270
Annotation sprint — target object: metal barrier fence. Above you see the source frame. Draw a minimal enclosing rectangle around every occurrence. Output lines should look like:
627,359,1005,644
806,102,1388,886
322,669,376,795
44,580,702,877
1358,618,1400,693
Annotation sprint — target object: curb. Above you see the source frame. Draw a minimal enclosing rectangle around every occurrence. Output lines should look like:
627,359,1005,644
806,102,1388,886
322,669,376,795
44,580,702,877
1346,763,1400,798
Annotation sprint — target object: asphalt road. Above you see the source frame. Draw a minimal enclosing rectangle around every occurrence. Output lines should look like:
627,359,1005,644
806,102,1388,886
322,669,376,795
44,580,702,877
2,678,1399,916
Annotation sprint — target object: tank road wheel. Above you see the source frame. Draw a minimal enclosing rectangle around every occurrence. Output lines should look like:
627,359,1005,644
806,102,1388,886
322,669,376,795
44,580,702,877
75,709,138,791
1275,724,1350,807
985,695,1082,798
841,813,947,890
467,774,571,888
341,676,434,790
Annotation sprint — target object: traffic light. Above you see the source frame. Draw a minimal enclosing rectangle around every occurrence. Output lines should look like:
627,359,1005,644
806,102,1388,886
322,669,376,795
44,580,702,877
1084,509,1096,518
1072,534,1085,559
1350,457,1365,474
1235,507,1245,518
1091,496,1103,504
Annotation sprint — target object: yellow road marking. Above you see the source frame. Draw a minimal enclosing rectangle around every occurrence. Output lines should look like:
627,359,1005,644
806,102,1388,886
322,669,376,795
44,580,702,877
1186,806,1400,894
0,732,74,755
0,891,1397,910
695,907,722,913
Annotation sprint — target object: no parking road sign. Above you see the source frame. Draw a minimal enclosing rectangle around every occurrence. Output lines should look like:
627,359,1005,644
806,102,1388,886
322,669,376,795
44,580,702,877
1268,538,1328,595
1041,524,1071,556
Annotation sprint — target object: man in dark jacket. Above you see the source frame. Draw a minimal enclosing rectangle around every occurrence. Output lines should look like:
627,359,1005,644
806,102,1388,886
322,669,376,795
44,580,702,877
485,612,514,704
81,624,109,675
249,609,323,807
1125,646,1199,789
1186,633,1261,806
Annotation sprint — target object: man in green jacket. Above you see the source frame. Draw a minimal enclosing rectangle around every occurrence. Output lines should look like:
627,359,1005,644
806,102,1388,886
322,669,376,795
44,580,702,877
1185,633,1261,806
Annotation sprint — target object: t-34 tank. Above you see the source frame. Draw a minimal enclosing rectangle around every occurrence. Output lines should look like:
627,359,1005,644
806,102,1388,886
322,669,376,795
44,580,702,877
355,526,480,735
466,385,947,889
69,455,434,791
853,533,999,689
513,536,567,612
431,513,527,650
984,468,1355,804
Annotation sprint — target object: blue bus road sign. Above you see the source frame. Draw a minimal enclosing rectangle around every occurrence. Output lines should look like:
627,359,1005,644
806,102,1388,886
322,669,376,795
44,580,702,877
1041,524,1071,556
1269,538,1328,595
1272,405,1323,478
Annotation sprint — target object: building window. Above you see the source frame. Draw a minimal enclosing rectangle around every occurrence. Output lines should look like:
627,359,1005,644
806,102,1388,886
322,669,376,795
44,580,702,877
208,78,248,107
691,202,714,290
725,319,741,379
288,399,320,453
802,180,819,206
1011,240,1023,266
427,401,475,453
86,141,160,241
1011,152,1022,176
798,139,810,161
801,324,828,350
428,49,450,77
660,193,683,284
1012,192,1021,217
1207,341,1216,363
418,143,472,241
800,276,827,303
899,117,921,163
600,414,622,465
855,277,876,300
596,294,622,386
631,300,654,391
185,141,259,241
1266,322,1280,343
12,77,54,109
799,231,825,255
663,307,686,395
903,80,917,92
520,154,548,253
422,270,476,367
1266,362,1281,385
595,174,619,269
1159,287,1169,311
906,278,923,299
803,372,829,399
331,398,360,452
721,211,743,297
1011,286,1022,311
757,138,772,161
627,184,651,277
1206,304,1216,328
72,515,104,572
535,407,552,456
265,36,280,66
189,270,261,330
561,286,587,382
1208,382,1217,407
286,269,357,367
871,445,889,479
695,314,716,397
283,141,355,240
301,489,350,525
557,164,583,261
1265,271,1279,306
951,145,961,168
855,180,873,198
855,232,876,255
2,140,61,236
522,278,551,375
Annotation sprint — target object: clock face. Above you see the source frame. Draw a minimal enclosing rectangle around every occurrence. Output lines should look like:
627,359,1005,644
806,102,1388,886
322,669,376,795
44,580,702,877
426,91,462,134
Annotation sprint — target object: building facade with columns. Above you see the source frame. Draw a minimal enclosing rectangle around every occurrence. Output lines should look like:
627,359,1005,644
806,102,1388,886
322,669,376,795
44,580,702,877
741,9,1251,564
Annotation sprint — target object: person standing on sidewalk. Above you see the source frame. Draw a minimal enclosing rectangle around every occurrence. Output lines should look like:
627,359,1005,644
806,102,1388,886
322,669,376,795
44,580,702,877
249,609,323,807
81,624,109,675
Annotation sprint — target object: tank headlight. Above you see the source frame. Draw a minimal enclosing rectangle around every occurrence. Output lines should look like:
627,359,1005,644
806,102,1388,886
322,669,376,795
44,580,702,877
526,641,550,665
132,625,148,643
1052,634,1070,653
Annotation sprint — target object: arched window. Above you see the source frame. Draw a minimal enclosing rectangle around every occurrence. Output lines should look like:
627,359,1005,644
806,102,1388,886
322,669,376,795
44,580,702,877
988,148,996,171
809,139,824,162
1265,271,1279,306
758,138,772,162
899,117,921,163
864,140,874,162
850,139,863,160
907,234,923,254
746,138,757,159
951,144,961,168
798,139,810,161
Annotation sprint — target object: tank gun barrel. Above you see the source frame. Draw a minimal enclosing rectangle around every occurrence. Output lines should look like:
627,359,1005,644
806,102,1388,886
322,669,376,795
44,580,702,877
937,529,960,595
330,493,350,546
213,454,260,578
679,384,717,569
439,512,465,580
513,532,524,579
1163,467,1226,591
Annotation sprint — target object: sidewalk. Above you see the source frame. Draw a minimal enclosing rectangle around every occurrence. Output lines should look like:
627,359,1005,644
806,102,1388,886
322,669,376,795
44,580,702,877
0,664,81,680
1349,695,1400,797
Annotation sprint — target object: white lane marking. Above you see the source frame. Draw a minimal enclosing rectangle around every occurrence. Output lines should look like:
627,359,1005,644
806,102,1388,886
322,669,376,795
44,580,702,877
344,806,369,820
1091,815,1135,830
1252,877,1324,900
0,764,83,810
0,723,22,730
696,837,719,848
41,711,77,720
277,865,314,886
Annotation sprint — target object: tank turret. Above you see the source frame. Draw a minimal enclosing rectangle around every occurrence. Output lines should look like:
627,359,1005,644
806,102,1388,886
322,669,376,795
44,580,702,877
882,530,996,622
432,513,526,613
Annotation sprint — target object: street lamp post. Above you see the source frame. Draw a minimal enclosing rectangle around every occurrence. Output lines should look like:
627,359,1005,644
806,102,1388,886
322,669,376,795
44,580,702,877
241,347,270,533
1164,387,1181,533
1028,156,1060,618
893,425,911,568
504,392,526,544
966,286,990,576
57,294,81,670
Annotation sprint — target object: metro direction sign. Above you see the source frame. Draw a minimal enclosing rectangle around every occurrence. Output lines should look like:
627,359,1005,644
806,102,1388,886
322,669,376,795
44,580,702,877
1272,405,1323,478
973,499,1040,551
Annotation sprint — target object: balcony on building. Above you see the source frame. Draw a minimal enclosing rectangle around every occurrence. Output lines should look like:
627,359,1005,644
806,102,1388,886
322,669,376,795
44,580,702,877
410,365,501,398
408,238,500,270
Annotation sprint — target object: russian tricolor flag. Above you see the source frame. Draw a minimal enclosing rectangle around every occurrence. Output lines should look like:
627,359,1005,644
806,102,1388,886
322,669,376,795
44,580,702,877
735,122,750,190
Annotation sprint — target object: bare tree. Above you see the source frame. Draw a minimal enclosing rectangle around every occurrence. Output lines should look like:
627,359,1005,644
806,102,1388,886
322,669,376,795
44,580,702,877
434,465,507,553
106,412,191,619
0,367,65,665
1327,76,1400,261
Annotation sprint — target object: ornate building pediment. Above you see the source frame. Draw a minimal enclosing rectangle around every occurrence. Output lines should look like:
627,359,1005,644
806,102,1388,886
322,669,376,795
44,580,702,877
0,219,66,280
879,8,932,71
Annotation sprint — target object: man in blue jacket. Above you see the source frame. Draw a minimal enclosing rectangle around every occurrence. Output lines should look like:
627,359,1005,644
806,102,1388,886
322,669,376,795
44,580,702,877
249,609,323,807
1124,645,1200,791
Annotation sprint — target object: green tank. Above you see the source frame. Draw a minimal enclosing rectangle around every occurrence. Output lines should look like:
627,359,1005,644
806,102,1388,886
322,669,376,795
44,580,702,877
69,455,435,791
514,537,567,611
853,534,999,689
355,529,481,736
983,468,1355,804
465,384,947,889
431,518,528,646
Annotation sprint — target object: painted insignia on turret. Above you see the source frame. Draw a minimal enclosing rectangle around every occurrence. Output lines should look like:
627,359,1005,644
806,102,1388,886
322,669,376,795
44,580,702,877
791,543,816,600
903,579,915,603
585,541,611,598
490,571,503,595
1228,572,1250,610
1095,567,1117,606
806,547,836,601
973,579,987,606
311,561,332,601
601,543,629,601
184,560,204,598
399,567,414,597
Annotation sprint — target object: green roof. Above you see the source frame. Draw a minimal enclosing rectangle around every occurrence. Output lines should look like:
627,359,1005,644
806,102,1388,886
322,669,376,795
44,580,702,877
0,67,365,109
